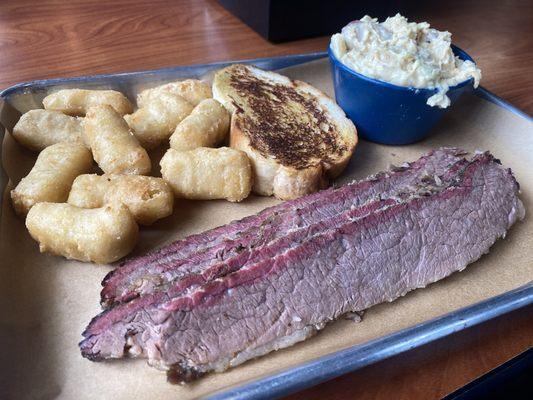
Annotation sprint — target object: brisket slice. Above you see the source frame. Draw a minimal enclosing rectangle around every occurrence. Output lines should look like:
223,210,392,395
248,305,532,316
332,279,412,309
101,148,467,307
103,156,469,309
80,151,524,383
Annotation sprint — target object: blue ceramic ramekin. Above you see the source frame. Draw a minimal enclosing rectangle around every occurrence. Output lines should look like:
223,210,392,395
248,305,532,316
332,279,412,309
329,45,477,145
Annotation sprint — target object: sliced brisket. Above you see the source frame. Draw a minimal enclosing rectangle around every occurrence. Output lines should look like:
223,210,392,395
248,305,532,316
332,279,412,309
80,151,524,383
101,148,467,307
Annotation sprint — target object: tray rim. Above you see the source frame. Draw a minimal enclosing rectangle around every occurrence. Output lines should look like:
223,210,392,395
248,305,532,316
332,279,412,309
1,51,531,122
0,52,327,99
0,52,531,400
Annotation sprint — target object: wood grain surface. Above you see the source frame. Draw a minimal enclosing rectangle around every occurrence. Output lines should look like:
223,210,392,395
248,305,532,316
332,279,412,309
0,1,531,399
0,0,532,114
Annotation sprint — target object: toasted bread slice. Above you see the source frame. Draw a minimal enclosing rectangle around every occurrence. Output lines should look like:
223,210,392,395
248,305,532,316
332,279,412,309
212,64,357,200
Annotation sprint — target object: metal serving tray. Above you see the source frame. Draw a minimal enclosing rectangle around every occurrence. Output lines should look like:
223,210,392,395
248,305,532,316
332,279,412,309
1,53,532,400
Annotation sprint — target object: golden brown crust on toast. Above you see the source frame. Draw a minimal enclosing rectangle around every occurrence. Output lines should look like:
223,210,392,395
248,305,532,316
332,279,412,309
214,64,357,200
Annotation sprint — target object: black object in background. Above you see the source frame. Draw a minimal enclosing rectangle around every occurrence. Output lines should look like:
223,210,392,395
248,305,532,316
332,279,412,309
442,348,533,400
218,0,412,42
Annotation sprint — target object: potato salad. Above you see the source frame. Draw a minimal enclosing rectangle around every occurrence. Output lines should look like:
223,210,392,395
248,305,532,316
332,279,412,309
331,14,482,108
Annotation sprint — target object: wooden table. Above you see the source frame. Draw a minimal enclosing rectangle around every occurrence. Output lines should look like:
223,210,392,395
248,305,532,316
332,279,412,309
1,1,531,398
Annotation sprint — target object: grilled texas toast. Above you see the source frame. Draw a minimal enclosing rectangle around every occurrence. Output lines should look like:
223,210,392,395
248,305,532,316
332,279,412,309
212,64,357,200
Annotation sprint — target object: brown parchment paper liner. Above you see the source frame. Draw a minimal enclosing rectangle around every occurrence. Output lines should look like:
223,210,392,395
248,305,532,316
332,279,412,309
1,59,532,400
